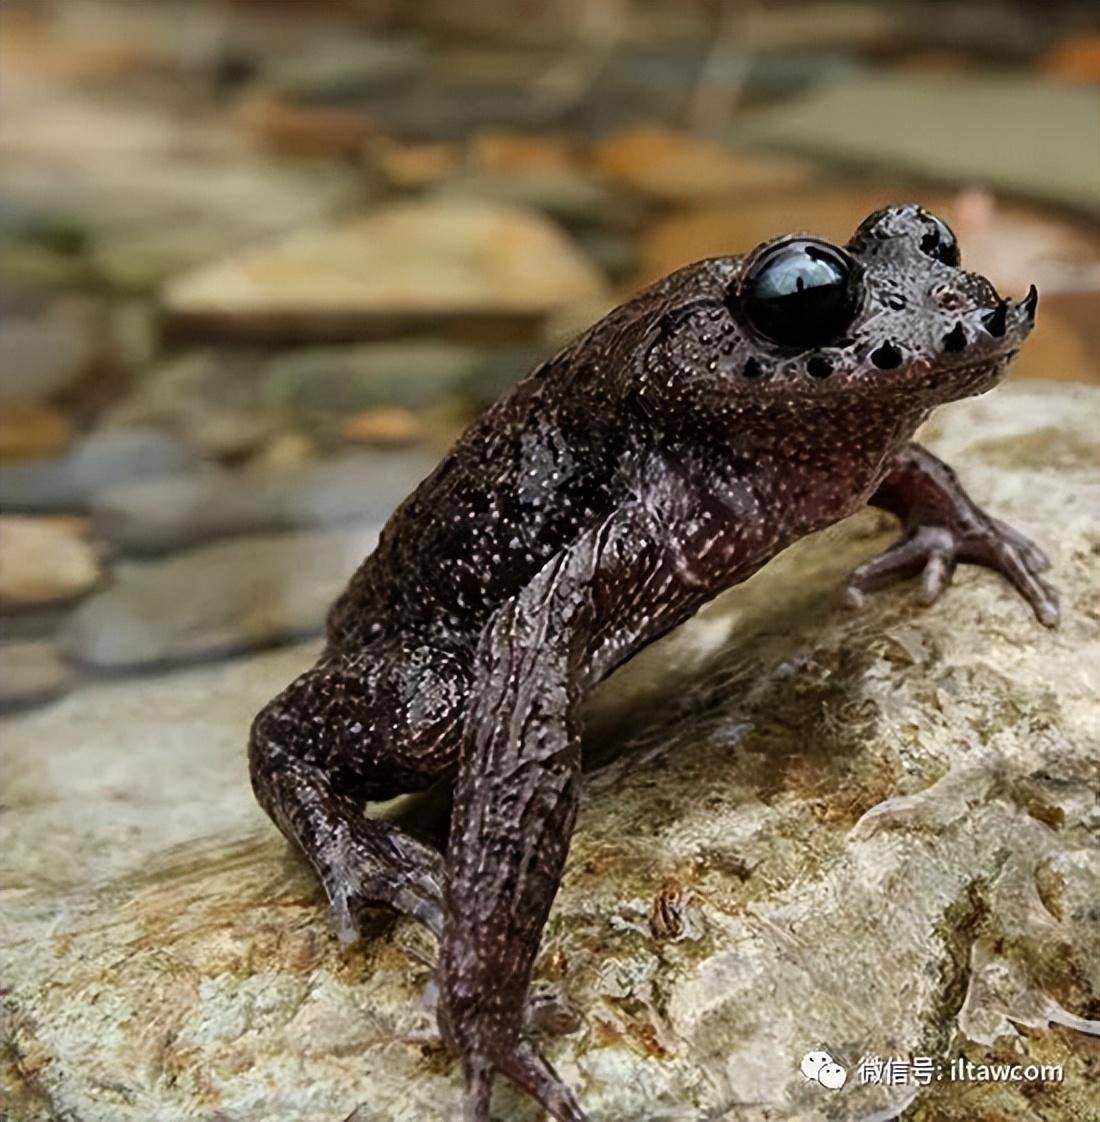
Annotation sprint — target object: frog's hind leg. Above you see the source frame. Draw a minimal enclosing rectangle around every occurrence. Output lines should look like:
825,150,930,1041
248,641,466,942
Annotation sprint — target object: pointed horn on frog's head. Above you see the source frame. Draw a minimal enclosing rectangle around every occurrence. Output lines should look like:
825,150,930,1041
1018,284,1039,323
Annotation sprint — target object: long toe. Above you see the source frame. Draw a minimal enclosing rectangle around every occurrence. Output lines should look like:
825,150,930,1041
502,1041,589,1122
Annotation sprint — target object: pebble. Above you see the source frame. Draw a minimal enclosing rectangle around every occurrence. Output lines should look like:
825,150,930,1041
341,408,424,447
0,298,101,407
0,641,73,710
595,127,814,205
260,341,485,413
0,427,197,512
92,450,438,556
0,405,73,461
63,527,380,670
0,516,100,610
162,199,609,340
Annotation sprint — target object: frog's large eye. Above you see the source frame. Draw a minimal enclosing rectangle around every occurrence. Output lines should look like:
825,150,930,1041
736,239,860,348
917,214,960,266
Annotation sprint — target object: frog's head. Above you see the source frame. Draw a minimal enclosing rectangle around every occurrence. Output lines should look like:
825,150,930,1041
649,204,1035,417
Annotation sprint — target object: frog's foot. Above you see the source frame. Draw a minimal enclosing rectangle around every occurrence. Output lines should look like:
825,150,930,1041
323,824,447,943
462,1040,588,1122
844,519,1059,627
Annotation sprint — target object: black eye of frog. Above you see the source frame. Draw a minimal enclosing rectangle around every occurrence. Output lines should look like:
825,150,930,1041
917,214,960,266
736,239,860,348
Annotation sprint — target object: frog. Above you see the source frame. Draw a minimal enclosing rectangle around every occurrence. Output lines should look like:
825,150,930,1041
248,204,1057,1121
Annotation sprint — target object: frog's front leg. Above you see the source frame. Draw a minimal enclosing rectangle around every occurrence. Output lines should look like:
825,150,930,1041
847,442,1058,625
438,501,706,1122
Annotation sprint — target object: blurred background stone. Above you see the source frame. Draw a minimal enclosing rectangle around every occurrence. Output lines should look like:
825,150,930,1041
0,515,101,610
0,428,197,512
0,641,74,711
163,199,609,340
63,526,380,670
738,73,1100,214
91,450,438,555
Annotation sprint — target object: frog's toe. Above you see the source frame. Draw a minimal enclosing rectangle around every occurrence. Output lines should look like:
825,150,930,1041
986,516,1050,572
322,852,446,944
459,1040,588,1122
964,532,1060,627
844,526,954,604
502,1040,588,1122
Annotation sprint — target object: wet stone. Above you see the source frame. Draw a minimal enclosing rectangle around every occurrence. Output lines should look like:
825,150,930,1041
0,427,197,512
91,450,439,556
595,127,816,206
0,404,73,461
341,408,424,447
0,516,101,611
0,297,102,408
162,199,609,341
62,527,380,670
260,341,486,413
0,641,73,711
737,74,1100,214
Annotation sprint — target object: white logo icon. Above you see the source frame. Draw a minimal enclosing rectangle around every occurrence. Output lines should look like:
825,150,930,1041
801,1049,848,1090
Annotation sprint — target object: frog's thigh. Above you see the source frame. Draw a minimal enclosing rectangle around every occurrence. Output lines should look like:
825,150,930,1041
261,638,468,798
248,637,469,939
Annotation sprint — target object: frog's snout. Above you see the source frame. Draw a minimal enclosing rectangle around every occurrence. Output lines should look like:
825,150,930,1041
933,280,1037,359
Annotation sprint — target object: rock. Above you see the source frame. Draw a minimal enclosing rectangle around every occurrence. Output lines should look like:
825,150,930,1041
257,38,424,102
467,130,579,177
162,199,609,341
341,408,424,447
372,137,464,191
91,450,438,556
2,103,360,294
101,350,277,461
2,382,1097,1121
0,297,102,407
0,404,72,460
0,427,196,512
260,341,485,413
235,92,376,160
0,641,73,711
460,343,554,409
1041,33,1100,83
0,516,100,610
737,74,1100,215
431,171,631,231
63,527,380,670
595,127,815,205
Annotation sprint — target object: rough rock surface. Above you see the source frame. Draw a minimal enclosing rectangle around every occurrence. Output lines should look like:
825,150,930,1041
2,383,1098,1122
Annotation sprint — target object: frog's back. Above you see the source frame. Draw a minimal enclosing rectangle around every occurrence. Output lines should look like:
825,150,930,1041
323,257,735,653
325,352,622,651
